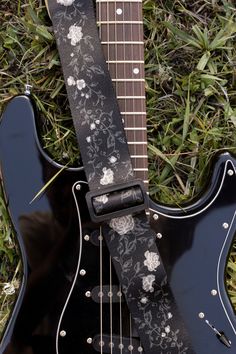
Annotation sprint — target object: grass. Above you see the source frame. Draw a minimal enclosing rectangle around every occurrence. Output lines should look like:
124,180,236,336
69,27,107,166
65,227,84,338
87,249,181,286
0,0,236,336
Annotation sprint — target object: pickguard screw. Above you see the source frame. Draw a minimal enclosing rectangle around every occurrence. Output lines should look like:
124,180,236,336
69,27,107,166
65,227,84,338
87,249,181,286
198,312,205,319
153,214,159,221
85,291,91,298
138,347,143,352
76,184,81,191
211,289,217,296
228,169,234,176
60,330,66,337
80,269,86,276
223,222,229,229
157,233,162,239
84,235,90,241
87,338,92,344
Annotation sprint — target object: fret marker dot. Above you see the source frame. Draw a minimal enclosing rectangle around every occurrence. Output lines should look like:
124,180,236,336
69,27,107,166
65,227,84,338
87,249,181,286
133,67,139,75
116,8,122,15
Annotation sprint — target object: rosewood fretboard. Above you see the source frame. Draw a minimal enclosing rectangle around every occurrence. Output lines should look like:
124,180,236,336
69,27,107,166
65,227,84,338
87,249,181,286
96,0,148,185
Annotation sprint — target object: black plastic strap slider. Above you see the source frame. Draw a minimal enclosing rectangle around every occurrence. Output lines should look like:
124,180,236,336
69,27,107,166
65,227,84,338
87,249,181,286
86,179,148,223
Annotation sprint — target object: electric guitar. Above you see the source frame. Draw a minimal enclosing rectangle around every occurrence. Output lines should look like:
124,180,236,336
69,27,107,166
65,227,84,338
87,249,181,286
0,1,236,354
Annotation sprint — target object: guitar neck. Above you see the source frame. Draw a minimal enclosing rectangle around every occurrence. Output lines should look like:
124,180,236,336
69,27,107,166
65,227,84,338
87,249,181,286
96,0,148,186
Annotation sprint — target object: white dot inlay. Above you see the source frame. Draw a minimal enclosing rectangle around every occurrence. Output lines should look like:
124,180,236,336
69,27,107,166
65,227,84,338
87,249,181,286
116,8,123,15
133,67,139,75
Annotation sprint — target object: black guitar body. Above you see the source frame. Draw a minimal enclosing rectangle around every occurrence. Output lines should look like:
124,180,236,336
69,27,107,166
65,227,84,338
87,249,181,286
0,95,140,354
0,94,236,354
150,152,236,353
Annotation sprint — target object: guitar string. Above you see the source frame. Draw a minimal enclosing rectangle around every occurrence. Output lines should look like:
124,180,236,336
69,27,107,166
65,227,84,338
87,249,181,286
109,254,113,353
98,2,104,353
129,1,135,352
99,226,104,354
119,284,124,354
140,1,146,184
117,1,124,352
130,0,136,181
110,0,117,351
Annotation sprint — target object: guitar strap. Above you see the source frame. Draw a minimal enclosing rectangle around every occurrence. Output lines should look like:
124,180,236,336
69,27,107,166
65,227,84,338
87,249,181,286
47,0,195,352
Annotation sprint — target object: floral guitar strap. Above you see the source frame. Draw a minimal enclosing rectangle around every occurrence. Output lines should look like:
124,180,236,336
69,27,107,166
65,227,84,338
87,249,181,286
47,0,195,353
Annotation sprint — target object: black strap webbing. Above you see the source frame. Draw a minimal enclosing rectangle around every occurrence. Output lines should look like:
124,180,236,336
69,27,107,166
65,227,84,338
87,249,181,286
47,0,195,352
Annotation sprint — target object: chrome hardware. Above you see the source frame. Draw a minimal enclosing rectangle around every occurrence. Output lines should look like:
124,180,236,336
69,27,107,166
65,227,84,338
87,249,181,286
84,235,90,241
76,183,81,191
205,320,231,348
211,289,217,296
153,213,159,221
87,337,93,344
157,233,162,239
80,269,86,276
227,169,234,176
60,330,66,337
85,291,91,297
198,312,205,319
222,222,229,229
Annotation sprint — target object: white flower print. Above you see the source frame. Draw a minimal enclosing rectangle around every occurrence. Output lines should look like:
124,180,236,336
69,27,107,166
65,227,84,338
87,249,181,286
90,123,96,130
109,215,135,235
94,194,108,204
144,250,160,272
95,119,100,124
77,79,86,90
168,312,173,319
165,325,171,334
67,76,76,86
57,0,75,6
67,24,83,46
142,274,155,293
109,156,117,164
100,167,114,185
86,136,91,143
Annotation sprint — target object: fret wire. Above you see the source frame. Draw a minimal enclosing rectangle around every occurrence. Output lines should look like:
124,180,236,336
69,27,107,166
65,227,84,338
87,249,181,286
106,60,144,63
96,0,142,2
112,78,145,81
101,41,144,44
97,21,143,24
